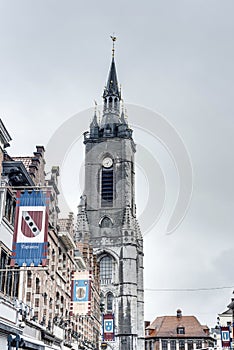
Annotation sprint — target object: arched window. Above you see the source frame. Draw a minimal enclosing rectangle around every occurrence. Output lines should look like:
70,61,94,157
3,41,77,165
100,256,113,285
100,217,112,228
106,292,114,311
109,97,113,108
114,97,118,109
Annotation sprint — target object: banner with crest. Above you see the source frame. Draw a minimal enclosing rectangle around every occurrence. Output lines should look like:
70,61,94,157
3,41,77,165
103,314,115,341
11,190,49,267
70,270,91,315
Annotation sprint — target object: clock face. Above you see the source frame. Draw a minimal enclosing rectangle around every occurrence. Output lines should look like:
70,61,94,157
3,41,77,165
102,157,113,168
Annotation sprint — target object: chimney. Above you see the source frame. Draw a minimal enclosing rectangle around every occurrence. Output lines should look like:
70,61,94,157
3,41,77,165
177,309,182,318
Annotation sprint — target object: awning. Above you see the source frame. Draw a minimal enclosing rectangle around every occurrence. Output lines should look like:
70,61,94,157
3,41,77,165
44,346,61,350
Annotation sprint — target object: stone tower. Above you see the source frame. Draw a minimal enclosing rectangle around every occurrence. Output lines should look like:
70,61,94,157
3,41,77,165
76,39,144,350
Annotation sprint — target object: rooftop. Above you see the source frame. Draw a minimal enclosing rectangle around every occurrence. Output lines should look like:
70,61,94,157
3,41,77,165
146,312,210,338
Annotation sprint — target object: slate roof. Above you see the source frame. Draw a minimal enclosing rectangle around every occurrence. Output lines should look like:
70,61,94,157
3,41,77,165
146,315,209,338
103,57,120,99
219,309,232,315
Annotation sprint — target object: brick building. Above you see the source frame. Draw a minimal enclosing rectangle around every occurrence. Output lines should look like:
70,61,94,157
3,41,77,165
0,121,101,350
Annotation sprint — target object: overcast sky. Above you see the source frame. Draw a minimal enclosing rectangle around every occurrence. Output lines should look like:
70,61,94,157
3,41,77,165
1,0,234,327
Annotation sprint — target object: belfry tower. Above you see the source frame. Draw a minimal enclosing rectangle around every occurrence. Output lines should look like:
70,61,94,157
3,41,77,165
76,38,144,350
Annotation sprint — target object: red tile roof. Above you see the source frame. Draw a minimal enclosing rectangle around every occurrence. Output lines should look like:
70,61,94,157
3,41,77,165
12,156,32,172
146,316,209,338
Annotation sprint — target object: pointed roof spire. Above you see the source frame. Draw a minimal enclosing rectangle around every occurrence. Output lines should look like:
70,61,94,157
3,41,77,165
75,195,90,242
103,36,121,99
90,100,99,128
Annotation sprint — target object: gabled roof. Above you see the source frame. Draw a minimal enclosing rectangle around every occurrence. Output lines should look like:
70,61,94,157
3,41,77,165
219,308,232,316
146,315,209,338
0,119,11,148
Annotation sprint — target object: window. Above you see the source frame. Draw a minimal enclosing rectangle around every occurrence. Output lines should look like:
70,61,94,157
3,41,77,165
4,190,16,225
26,292,31,302
107,292,114,311
27,271,32,288
196,340,202,349
0,250,7,293
35,298,40,307
114,98,118,109
100,256,113,284
188,340,193,350
170,340,176,350
63,253,66,268
101,167,113,207
35,278,40,294
179,340,185,350
0,249,18,297
100,217,112,228
162,340,168,350
52,249,55,262
177,327,185,334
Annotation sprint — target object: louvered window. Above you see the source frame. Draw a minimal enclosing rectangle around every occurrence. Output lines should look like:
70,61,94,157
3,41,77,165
101,167,113,207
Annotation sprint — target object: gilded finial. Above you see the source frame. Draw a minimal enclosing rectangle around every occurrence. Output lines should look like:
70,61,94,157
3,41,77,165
110,34,117,58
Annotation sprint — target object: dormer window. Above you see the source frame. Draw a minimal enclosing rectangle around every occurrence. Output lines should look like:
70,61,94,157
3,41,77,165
177,327,185,334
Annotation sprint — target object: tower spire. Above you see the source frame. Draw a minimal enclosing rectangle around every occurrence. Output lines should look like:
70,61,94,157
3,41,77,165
87,37,132,139
103,36,120,100
101,36,121,130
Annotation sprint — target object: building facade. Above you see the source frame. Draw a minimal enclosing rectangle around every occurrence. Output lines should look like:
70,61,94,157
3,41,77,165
145,309,215,350
0,126,100,350
75,43,144,349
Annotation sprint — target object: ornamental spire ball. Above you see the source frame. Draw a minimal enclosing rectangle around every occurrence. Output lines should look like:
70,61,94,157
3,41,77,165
110,34,117,58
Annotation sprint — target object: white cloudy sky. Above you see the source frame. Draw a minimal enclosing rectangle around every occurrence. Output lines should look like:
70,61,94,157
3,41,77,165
1,0,234,327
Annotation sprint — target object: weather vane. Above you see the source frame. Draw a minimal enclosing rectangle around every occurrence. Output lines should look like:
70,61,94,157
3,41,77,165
110,34,117,57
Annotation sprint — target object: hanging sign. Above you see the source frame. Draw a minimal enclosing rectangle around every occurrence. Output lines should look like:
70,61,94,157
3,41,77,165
11,190,49,267
221,326,231,348
103,314,115,341
70,270,91,315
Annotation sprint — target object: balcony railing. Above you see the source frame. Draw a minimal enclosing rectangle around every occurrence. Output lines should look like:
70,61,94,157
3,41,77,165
100,278,112,285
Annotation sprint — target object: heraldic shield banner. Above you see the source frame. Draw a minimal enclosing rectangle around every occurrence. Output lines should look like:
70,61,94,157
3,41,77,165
103,314,115,341
221,326,231,348
70,271,91,316
11,190,50,267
